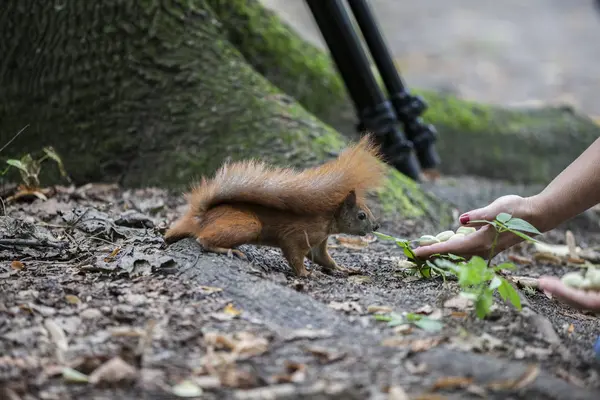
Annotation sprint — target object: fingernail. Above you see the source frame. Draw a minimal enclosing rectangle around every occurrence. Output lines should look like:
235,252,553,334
459,213,470,224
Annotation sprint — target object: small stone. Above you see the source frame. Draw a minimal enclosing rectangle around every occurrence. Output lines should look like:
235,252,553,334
80,308,103,320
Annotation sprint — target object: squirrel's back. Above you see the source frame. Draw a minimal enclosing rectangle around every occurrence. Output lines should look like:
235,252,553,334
188,134,386,217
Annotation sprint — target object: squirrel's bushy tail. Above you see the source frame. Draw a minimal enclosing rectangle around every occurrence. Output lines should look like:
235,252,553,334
188,134,386,217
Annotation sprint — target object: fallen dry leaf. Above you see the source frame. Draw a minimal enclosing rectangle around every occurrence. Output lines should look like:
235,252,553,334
223,303,242,317
204,331,268,360
430,376,474,391
567,323,575,334
393,324,413,335
388,385,410,400
283,328,332,341
304,346,346,364
219,365,259,389
65,295,81,305
198,286,223,294
509,276,539,289
88,356,138,386
508,254,533,265
335,235,369,250
443,295,472,310
532,252,562,265
328,301,363,314
381,336,444,352
10,260,24,270
414,304,434,315
271,361,307,384
450,311,468,318
103,247,121,262
567,256,586,265
44,319,68,361
486,364,539,391
231,332,269,359
347,275,372,284
367,305,393,314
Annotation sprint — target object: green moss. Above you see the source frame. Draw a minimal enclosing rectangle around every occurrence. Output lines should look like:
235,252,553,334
207,0,346,119
376,170,452,227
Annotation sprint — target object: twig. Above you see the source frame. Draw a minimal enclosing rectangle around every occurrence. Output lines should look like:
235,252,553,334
0,125,29,154
0,238,68,249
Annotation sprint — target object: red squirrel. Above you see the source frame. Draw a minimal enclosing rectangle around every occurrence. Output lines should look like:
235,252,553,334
164,134,386,277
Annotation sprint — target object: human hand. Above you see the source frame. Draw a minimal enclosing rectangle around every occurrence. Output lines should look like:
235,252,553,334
413,195,539,260
538,276,600,311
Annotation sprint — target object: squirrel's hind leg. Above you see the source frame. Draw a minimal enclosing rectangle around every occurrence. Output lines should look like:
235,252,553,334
196,206,261,261
281,242,312,277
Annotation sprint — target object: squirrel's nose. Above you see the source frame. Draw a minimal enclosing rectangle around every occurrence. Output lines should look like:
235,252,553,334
373,223,379,231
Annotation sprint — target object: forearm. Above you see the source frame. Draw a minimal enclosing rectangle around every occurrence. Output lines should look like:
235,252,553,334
528,137,600,232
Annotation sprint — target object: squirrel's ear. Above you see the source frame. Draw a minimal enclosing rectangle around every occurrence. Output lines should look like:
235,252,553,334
343,190,357,206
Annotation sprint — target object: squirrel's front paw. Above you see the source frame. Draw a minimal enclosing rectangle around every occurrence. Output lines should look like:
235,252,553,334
322,264,361,276
228,249,248,260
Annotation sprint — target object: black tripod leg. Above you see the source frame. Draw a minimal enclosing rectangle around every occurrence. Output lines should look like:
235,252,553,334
304,0,422,181
346,0,440,171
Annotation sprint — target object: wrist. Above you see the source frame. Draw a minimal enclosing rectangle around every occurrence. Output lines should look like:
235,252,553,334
524,193,556,233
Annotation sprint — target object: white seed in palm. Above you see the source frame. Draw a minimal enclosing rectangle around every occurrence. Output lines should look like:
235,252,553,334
435,230,455,242
450,233,465,240
561,272,586,288
585,267,600,289
456,226,476,236
419,235,440,246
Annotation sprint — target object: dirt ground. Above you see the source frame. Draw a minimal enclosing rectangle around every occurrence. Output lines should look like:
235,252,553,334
1,181,600,399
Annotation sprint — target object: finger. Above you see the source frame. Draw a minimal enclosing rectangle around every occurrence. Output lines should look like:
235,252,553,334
538,276,600,311
413,229,490,259
459,204,500,226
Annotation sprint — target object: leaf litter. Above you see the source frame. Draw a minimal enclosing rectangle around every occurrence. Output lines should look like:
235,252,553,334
2,182,600,399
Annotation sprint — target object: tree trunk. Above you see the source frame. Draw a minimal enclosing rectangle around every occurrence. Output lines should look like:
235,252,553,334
0,0,452,228
212,0,600,185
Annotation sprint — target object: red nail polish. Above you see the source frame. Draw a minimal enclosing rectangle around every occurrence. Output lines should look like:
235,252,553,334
459,214,470,224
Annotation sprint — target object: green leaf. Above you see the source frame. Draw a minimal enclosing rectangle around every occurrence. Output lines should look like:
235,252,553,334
374,232,396,241
498,278,522,310
445,253,465,261
43,146,68,177
387,313,407,327
468,219,498,228
420,266,432,279
6,159,27,172
374,314,392,322
493,262,516,271
495,213,512,224
504,218,542,235
413,317,444,332
489,275,502,290
402,247,417,261
508,229,540,243
475,289,494,319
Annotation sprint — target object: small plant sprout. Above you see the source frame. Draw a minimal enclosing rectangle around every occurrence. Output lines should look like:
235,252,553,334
375,213,543,319
4,146,69,190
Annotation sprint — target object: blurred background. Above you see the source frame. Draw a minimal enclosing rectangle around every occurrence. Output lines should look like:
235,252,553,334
262,0,600,117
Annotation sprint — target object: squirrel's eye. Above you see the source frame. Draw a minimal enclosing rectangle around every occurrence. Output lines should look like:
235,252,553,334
358,211,366,220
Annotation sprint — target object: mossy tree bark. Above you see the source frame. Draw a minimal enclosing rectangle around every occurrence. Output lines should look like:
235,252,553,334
212,0,600,185
0,0,451,228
